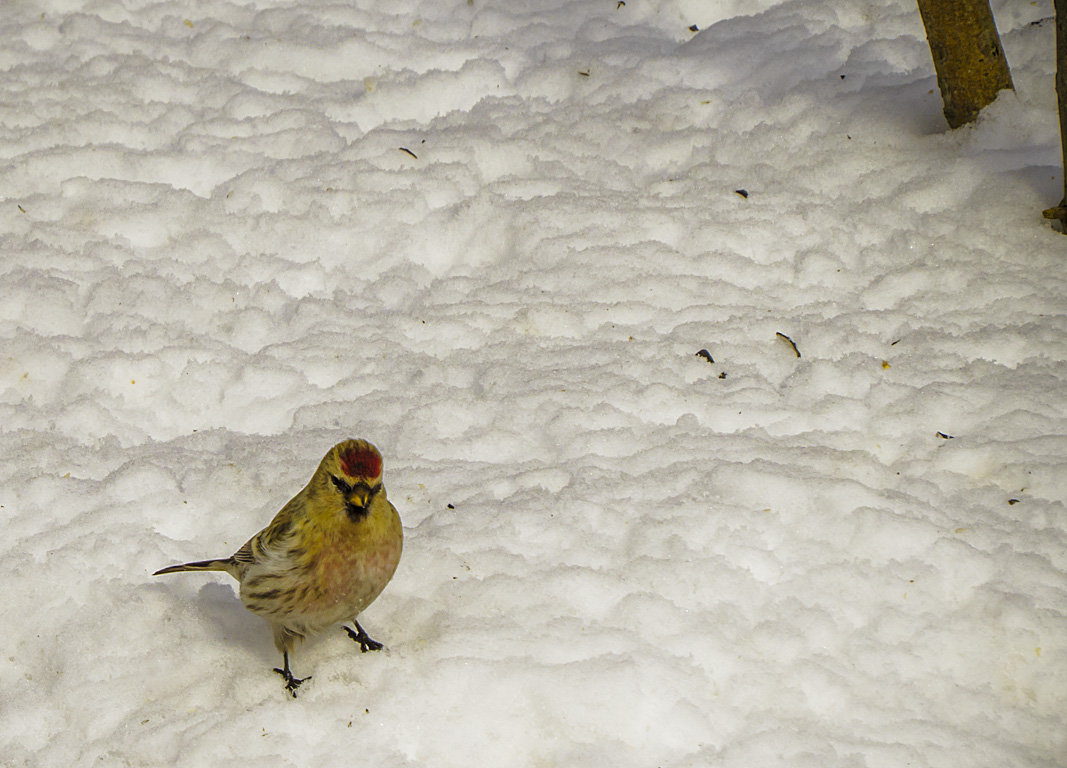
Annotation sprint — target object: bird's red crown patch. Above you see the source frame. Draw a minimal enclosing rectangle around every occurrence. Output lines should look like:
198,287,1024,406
340,444,382,479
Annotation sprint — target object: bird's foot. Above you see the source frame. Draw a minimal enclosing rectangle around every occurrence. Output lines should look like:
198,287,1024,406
273,666,311,697
273,651,310,697
344,621,383,653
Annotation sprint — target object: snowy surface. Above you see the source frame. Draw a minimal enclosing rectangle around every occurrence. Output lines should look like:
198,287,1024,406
2,0,1066,765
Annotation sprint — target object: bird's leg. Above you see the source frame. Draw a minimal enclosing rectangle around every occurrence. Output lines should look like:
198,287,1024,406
344,620,384,652
273,651,310,697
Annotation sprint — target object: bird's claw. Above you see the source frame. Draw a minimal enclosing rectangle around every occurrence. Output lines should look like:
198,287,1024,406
345,623,384,653
273,667,311,697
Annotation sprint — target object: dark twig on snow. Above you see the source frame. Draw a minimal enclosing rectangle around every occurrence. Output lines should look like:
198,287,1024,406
776,332,801,358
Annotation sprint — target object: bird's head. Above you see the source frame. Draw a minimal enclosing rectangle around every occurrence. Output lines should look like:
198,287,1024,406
318,439,385,521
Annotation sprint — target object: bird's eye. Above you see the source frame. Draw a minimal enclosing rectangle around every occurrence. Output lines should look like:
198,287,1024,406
331,476,352,494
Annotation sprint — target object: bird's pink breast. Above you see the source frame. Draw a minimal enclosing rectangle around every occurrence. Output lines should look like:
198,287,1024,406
309,536,401,614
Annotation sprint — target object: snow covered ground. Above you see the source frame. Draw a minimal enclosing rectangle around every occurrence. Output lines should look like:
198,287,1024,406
2,0,1065,765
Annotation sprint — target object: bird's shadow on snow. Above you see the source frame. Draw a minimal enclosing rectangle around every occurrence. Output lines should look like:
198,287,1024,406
192,581,276,660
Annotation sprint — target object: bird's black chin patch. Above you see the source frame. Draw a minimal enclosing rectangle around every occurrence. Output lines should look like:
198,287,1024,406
346,502,369,521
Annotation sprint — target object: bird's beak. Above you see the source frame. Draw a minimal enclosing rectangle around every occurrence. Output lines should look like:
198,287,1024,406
345,489,373,520
345,500,369,520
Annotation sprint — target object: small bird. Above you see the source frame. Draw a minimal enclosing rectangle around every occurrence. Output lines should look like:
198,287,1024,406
154,439,403,696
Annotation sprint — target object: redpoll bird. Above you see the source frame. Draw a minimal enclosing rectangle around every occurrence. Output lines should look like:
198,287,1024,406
154,439,403,696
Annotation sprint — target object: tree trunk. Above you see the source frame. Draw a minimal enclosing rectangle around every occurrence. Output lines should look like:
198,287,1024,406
1044,0,1067,232
916,0,1014,129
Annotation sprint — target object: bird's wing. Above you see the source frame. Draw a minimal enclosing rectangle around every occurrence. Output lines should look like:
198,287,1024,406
232,488,309,568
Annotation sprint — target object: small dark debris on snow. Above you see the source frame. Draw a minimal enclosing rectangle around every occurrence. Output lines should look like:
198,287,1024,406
617,1,625,7
696,349,714,364
735,189,749,199
776,332,801,358
718,371,727,379
447,503,455,509
1007,498,1020,505
578,70,590,77
936,431,955,440
399,147,418,159
688,24,699,32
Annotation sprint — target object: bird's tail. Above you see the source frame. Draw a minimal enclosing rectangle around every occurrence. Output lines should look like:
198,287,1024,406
153,558,238,578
